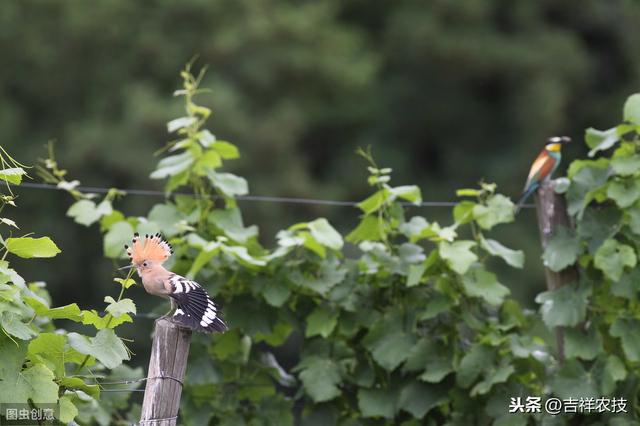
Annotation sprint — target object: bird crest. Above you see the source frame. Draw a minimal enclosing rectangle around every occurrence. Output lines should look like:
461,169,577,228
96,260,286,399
125,233,173,265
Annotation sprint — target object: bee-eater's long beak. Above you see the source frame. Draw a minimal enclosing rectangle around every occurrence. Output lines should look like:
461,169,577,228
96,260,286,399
548,136,571,144
118,264,134,270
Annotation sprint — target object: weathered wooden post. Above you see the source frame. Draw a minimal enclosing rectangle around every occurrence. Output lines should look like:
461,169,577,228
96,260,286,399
533,180,579,362
139,318,192,426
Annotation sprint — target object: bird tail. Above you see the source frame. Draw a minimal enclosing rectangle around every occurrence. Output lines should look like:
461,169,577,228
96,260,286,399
514,185,537,214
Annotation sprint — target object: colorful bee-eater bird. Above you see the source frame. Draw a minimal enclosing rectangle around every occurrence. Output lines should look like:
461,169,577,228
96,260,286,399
515,136,571,213
122,233,227,333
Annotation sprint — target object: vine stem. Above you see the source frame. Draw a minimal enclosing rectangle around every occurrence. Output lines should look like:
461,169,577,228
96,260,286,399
74,268,135,375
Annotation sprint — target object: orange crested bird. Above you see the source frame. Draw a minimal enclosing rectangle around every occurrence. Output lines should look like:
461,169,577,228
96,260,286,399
515,136,571,213
122,233,227,333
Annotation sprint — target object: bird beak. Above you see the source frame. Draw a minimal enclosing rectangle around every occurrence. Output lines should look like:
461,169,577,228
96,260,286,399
118,264,134,270
548,136,571,144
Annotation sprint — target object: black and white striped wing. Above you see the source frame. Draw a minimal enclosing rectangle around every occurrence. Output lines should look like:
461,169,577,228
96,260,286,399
167,274,227,333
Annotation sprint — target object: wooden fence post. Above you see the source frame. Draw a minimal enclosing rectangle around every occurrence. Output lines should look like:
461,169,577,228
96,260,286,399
139,318,192,426
533,180,579,362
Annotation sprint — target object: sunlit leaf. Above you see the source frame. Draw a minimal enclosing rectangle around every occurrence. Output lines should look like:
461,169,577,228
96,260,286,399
623,93,640,125
0,167,26,185
68,329,130,369
480,236,524,268
439,240,477,274
5,237,61,258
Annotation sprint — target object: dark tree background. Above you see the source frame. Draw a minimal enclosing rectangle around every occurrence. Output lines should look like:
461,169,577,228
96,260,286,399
2,0,639,313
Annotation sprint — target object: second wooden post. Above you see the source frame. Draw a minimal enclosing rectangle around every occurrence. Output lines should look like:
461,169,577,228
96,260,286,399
533,180,579,362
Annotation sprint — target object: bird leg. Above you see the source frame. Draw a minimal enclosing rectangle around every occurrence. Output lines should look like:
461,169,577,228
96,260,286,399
160,298,177,319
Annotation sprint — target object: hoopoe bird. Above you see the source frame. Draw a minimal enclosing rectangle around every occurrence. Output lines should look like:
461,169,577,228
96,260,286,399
123,233,227,333
515,136,571,213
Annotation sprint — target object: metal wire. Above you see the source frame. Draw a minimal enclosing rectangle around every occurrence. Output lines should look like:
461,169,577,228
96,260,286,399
94,376,270,393
93,375,182,394
16,181,535,208
95,378,148,386
138,416,178,424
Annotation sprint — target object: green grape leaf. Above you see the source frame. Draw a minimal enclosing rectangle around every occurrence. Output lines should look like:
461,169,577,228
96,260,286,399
462,267,510,306
68,329,130,369
209,208,258,244
564,325,603,360
18,364,60,403
585,127,619,157
566,161,610,217
456,343,494,388
357,386,397,419
254,322,292,346
470,359,514,396
600,355,627,395
305,307,338,338
480,236,524,268
610,318,640,362
212,330,243,360
346,215,384,243
81,310,132,329
472,194,514,230
212,140,240,159
5,237,61,258
29,333,86,377
1,312,36,340
290,259,346,296
403,338,453,383
167,116,197,133
623,93,640,125
453,200,476,224
58,395,79,423
611,155,640,176
611,268,640,299
607,179,640,208
542,226,580,272
390,185,422,204
262,281,291,307
363,314,415,371
207,171,249,198
150,151,194,179
103,221,134,258
308,218,343,250
296,356,342,403
536,284,590,327
0,167,26,185
439,240,477,275
148,203,182,237
114,277,136,289
104,296,136,317
550,360,599,399
58,377,100,399
398,381,446,419
357,188,391,214
193,149,222,175
67,199,102,226
594,238,637,281
25,298,83,322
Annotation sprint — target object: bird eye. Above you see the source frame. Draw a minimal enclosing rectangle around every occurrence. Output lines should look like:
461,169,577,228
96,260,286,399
143,262,148,267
